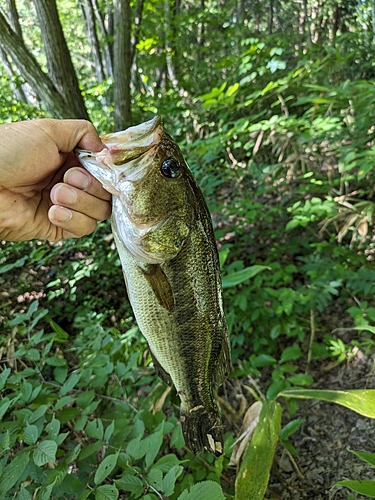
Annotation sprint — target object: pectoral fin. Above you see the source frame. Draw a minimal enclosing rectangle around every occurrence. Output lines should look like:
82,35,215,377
140,264,175,312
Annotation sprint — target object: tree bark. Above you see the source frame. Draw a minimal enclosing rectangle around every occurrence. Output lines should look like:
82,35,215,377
269,0,274,34
130,0,145,66
81,0,105,83
0,10,74,118
3,0,27,102
113,0,132,130
6,0,23,38
0,48,27,102
106,0,114,74
33,0,89,119
92,0,113,78
164,0,178,89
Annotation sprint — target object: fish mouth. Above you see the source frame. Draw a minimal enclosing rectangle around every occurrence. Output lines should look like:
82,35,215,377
75,116,163,193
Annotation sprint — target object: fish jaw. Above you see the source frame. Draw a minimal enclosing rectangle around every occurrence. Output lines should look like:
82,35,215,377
75,116,163,192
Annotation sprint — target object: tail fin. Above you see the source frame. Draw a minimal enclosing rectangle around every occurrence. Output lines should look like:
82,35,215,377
181,407,223,456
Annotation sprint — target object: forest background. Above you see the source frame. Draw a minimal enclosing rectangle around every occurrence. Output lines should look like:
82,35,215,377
1,0,375,499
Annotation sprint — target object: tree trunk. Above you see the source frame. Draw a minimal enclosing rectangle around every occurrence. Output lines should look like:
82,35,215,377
113,0,132,130
106,0,114,74
3,0,27,102
92,0,113,78
303,0,311,45
130,0,145,66
0,10,74,118
33,0,89,119
0,48,27,102
81,0,105,83
164,0,178,89
269,0,274,34
6,0,23,38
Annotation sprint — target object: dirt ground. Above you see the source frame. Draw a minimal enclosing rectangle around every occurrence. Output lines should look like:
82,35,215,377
267,352,375,500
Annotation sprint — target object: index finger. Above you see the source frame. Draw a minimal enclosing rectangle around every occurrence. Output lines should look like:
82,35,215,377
34,118,104,153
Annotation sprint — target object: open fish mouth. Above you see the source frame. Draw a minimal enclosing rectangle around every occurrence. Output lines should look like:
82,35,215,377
74,116,163,193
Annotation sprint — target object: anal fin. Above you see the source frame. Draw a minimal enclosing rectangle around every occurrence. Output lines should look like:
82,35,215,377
150,349,172,385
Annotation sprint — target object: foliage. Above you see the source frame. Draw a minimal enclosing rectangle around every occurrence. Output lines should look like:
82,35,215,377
333,449,375,497
2,0,375,498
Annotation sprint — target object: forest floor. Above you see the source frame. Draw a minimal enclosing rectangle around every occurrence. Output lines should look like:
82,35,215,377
267,351,375,500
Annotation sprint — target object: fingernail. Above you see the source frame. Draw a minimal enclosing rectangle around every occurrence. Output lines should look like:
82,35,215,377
64,169,90,190
54,185,77,205
50,206,72,223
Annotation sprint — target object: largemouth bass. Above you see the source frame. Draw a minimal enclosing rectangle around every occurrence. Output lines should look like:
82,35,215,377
76,116,231,455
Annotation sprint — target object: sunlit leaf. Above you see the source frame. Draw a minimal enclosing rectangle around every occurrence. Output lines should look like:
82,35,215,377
280,389,375,418
222,265,270,288
235,400,282,500
178,480,225,500
334,480,375,497
33,440,58,466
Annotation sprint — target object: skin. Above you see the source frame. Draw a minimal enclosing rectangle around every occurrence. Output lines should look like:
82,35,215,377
0,118,111,242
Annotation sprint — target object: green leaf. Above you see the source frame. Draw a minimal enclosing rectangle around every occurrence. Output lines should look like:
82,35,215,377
0,367,11,390
235,401,282,500
45,463,69,487
0,256,27,274
0,398,12,421
78,490,92,500
38,479,57,500
86,419,104,440
252,354,277,367
45,416,61,439
279,389,375,418
115,473,144,493
222,265,270,288
162,465,183,496
0,451,30,496
334,480,375,497
95,484,119,500
19,487,31,500
147,468,163,491
280,419,305,440
266,380,289,400
23,423,39,445
78,440,103,461
94,450,119,485
333,325,375,334
144,422,164,468
154,453,181,472
29,403,50,423
0,431,10,452
178,480,225,500
287,374,313,386
33,440,58,466
45,356,67,367
60,372,81,396
348,449,375,467
170,424,185,449
66,444,81,464
280,344,301,363
104,420,115,442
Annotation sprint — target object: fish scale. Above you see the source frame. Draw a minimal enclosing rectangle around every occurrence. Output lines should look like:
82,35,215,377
76,116,231,454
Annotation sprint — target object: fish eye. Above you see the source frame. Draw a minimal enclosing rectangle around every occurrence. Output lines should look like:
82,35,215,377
160,158,181,179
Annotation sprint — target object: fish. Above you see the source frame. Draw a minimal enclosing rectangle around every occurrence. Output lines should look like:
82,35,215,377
76,116,231,455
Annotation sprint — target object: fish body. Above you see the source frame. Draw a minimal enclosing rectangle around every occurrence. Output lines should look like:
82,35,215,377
76,117,231,454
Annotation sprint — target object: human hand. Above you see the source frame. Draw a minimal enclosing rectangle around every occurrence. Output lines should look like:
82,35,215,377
0,118,111,242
